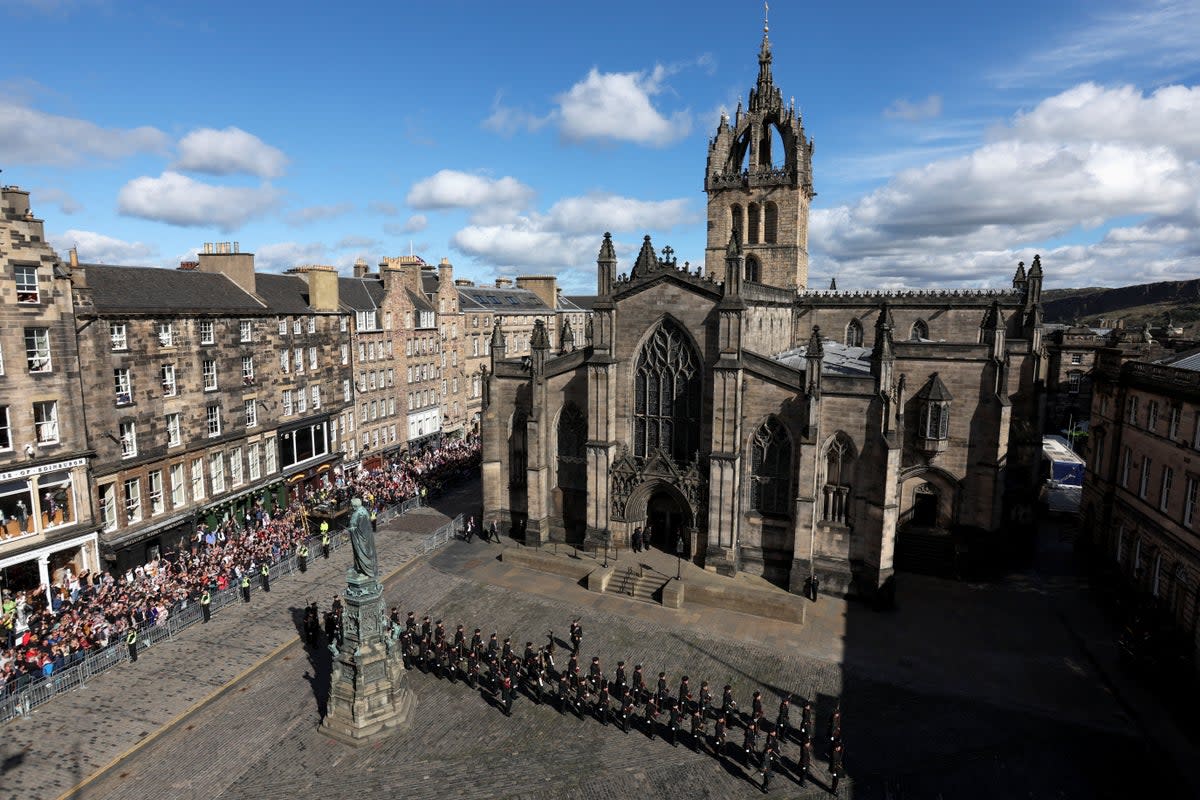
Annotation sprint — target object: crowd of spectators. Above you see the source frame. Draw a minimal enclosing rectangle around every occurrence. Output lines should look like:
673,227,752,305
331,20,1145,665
0,436,480,695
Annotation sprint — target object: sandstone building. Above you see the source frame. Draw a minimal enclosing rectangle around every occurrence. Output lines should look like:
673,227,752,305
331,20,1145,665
481,27,1047,600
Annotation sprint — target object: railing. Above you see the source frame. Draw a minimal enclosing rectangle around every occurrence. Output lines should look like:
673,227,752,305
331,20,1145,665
0,498,462,725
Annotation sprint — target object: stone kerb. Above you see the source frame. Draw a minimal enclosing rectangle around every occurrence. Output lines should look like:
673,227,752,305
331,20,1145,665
684,580,806,624
661,577,684,608
586,564,615,592
502,547,594,581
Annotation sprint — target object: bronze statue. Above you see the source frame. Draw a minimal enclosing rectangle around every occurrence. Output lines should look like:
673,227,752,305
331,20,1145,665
348,497,378,579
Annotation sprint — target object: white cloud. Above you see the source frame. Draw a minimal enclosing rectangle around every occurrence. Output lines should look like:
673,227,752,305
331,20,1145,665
117,171,282,232
334,235,378,251
454,225,596,271
401,214,428,233
557,65,690,147
253,241,330,273
884,95,943,121
406,170,535,220
50,229,156,265
544,194,696,235
34,187,83,214
811,82,1200,289
368,200,399,216
174,126,289,178
284,202,354,226
0,99,169,166
482,91,553,137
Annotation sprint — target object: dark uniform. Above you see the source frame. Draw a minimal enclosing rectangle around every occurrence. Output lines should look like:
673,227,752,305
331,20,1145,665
557,674,571,714
743,723,759,767
620,692,634,733
776,696,791,741
761,745,777,793
589,657,602,691
614,661,627,696
596,679,609,725
502,674,514,716
677,676,690,709
752,690,764,720
421,616,433,639
632,665,646,703
830,742,844,792
699,681,713,718
434,620,446,645
798,738,813,784
713,716,727,758
501,637,513,663
406,612,418,636
721,685,737,723
800,702,814,742
570,620,582,656
643,698,658,739
656,672,669,705
471,628,483,655
689,709,704,750
667,700,683,747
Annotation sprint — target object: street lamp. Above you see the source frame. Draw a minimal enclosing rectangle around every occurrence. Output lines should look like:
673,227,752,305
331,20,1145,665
675,533,684,580
603,530,610,568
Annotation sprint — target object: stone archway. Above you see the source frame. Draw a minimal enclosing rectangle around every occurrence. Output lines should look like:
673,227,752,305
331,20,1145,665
625,479,695,558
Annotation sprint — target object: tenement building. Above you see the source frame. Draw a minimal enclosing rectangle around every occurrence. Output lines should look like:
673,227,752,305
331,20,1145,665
481,26,1046,601
0,185,98,596
1082,332,1200,673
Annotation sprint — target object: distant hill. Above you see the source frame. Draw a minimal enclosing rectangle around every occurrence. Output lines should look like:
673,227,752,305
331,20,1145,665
1042,279,1200,333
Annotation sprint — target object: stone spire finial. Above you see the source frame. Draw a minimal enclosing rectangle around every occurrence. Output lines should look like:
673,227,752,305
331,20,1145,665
531,318,549,351
807,325,824,359
597,231,616,262
490,318,505,353
560,319,575,354
630,235,657,279
1027,253,1043,277
829,276,838,291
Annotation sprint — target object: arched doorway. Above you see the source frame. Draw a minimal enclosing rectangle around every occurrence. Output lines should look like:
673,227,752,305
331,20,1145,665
911,482,939,527
646,490,690,556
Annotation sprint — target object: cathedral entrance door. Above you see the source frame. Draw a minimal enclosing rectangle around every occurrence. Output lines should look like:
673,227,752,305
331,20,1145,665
911,484,939,528
646,490,688,556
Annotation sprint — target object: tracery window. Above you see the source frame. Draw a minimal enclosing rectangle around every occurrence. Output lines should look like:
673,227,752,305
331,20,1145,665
509,410,527,488
745,255,761,283
911,319,929,341
557,403,587,490
823,434,854,523
751,418,791,515
633,320,701,462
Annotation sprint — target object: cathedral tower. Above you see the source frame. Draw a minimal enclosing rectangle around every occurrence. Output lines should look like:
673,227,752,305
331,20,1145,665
704,16,815,290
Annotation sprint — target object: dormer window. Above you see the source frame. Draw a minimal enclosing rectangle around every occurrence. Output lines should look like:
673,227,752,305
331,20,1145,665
915,372,952,454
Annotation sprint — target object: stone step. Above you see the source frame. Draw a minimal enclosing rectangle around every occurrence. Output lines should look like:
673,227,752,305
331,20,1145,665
606,567,665,604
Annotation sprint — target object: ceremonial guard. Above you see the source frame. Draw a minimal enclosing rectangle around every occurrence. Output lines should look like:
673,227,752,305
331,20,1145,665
776,695,791,741
656,672,669,705
524,641,538,665
400,629,413,669
297,542,309,573
830,742,844,792
589,656,602,691
487,631,500,662
800,701,814,742
743,722,759,767
764,727,779,758
828,705,842,750
643,697,658,739
421,615,433,639
615,661,627,696
570,618,583,656
502,673,514,717
713,715,728,758
596,679,609,725
699,681,713,718
544,630,556,668
455,624,466,653
761,744,776,794
721,685,737,722
752,690,764,721
406,611,418,636
501,636,513,663
632,664,647,703
200,588,212,623
434,620,446,646
689,708,704,750
557,673,571,714
677,676,690,708
798,738,813,784
667,699,683,747
620,691,635,733
466,647,479,688
471,627,483,655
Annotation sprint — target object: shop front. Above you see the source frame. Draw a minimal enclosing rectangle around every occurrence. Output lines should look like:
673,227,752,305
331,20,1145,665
0,457,87,545
0,530,100,604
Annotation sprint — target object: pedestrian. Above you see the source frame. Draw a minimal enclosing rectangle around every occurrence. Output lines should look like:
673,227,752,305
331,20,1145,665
200,588,212,623
240,574,251,603
632,525,642,553
126,628,138,662
259,562,271,592
320,521,331,558
830,741,844,793
297,542,309,573
489,519,498,543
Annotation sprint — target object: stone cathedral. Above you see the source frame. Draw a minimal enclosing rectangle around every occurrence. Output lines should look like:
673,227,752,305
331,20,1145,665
481,25,1046,601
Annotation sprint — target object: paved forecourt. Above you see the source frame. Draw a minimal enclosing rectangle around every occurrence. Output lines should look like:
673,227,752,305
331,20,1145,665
61,525,1190,800
0,480,475,800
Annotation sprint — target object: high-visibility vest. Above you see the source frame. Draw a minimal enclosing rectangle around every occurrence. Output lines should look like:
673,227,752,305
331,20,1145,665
298,544,309,557
126,630,137,645
261,564,270,576
321,532,330,546
320,521,329,534
201,591,211,605
241,576,250,588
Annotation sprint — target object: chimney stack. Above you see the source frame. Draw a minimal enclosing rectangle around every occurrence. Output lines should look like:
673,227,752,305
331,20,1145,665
197,241,256,294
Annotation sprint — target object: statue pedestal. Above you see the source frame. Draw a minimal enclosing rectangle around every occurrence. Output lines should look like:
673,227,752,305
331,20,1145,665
321,571,416,745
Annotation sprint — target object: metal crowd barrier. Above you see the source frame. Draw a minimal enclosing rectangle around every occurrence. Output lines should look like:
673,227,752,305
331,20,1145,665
0,496,463,724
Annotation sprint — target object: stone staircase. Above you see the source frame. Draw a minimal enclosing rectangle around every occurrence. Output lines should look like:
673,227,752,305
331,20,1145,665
607,564,668,604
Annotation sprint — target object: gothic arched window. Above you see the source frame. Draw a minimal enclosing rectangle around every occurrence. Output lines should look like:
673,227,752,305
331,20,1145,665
556,403,586,489
748,202,761,244
823,434,854,523
633,320,701,462
751,418,791,515
764,202,778,244
730,204,744,242
845,319,864,347
745,255,761,283
911,319,929,341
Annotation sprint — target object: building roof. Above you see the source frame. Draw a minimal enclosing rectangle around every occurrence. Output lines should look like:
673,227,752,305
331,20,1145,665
421,270,439,296
81,264,266,314
1159,347,1200,372
254,273,316,314
557,295,591,312
406,288,434,313
338,276,385,311
773,340,872,376
455,285,555,313
565,295,598,311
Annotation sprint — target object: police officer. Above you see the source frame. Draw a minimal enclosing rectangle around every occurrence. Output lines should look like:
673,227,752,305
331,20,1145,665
830,741,844,792
297,542,309,573
776,695,791,742
200,588,212,623
126,628,138,662
320,520,331,558
260,562,271,592
240,573,251,603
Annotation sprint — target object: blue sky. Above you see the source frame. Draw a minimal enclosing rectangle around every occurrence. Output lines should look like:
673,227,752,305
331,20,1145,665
2,0,1199,293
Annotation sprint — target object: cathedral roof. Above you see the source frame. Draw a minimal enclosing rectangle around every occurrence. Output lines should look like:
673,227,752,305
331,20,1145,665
774,340,872,376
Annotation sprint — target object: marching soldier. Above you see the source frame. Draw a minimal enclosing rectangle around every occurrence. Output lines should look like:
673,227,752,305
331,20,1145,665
200,588,212,623
713,715,728,758
434,620,446,645
743,722,758,767
421,615,433,639
455,624,466,653
501,636,513,663
126,628,138,662
502,673,514,717
566,652,579,682
240,574,251,603
614,661,627,695
596,679,609,725
752,690,764,721
620,691,635,733
557,673,571,714
689,708,704,750
526,656,543,703
487,631,500,662
525,641,538,665
632,664,647,703
798,737,813,785
400,629,413,669
574,674,589,719
764,727,779,758
667,699,683,747
466,647,479,688
776,695,791,742
800,700,814,742
677,676,690,709
761,743,777,794
570,618,583,656
589,656,602,691
721,685,737,723
656,671,669,706
699,680,713,719
297,542,309,573
471,627,483,655
406,611,418,636
828,704,842,751
643,696,658,740
830,741,844,793
320,520,331,558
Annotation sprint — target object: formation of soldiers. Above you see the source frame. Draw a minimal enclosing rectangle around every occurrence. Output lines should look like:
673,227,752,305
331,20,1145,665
388,612,846,794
